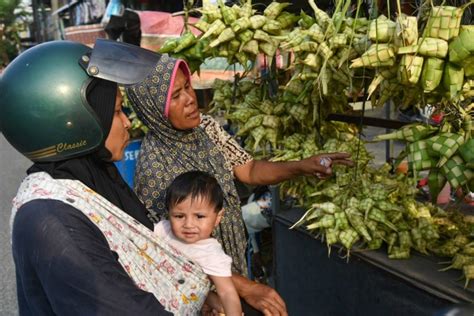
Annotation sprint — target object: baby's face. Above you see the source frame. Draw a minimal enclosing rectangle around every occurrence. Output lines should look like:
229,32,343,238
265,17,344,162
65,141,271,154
169,196,222,244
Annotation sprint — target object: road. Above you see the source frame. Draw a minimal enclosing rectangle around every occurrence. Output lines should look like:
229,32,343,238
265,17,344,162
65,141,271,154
0,133,30,315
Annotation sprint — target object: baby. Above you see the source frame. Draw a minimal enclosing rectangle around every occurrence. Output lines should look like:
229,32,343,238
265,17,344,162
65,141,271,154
154,170,242,316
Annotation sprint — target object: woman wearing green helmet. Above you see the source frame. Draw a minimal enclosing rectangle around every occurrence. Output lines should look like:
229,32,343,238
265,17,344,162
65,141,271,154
1,40,210,315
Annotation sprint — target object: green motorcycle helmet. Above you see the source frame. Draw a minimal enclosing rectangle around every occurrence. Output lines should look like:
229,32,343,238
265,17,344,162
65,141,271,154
0,40,106,162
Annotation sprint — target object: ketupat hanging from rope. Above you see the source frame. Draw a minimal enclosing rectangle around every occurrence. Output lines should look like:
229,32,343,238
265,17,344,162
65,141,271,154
397,37,449,58
449,25,474,64
420,57,445,92
398,54,424,85
368,15,396,43
395,14,418,47
443,62,465,97
372,123,438,142
350,44,396,68
423,6,463,41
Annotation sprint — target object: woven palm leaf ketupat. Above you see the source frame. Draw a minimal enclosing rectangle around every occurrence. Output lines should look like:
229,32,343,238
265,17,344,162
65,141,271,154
307,23,325,43
259,41,278,57
262,19,282,34
398,54,424,85
368,15,396,43
249,15,266,30
263,1,290,19
407,140,438,171
350,44,396,68
423,6,463,41
201,19,226,39
449,25,474,64
421,57,445,92
231,17,251,33
426,132,465,167
373,123,438,142
397,37,449,58
441,155,473,188
209,28,235,48
443,62,465,96
329,33,348,49
276,11,299,29
458,139,474,164
427,168,447,203
463,56,474,76
395,14,418,46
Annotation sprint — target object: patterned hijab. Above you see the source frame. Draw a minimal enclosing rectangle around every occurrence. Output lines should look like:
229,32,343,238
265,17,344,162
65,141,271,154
126,55,247,275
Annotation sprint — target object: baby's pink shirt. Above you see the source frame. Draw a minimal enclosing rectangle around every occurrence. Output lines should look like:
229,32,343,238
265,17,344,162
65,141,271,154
154,220,232,277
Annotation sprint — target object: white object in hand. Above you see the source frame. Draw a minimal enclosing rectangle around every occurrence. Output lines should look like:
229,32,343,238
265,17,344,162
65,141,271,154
316,157,332,178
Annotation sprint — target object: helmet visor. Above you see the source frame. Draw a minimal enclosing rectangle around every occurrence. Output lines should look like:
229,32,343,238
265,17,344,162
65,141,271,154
86,39,161,85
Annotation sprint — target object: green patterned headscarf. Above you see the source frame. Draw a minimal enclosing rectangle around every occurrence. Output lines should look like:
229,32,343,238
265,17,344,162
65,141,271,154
126,55,247,275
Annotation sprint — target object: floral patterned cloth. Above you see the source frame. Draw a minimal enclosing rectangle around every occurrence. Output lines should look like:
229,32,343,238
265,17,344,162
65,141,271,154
127,54,248,276
11,172,210,315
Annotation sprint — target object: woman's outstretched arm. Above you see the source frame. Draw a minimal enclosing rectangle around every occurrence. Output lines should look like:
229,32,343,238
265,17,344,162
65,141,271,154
234,152,354,186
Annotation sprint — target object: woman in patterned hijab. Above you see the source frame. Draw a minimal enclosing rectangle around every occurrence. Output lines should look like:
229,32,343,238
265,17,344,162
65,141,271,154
126,55,249,276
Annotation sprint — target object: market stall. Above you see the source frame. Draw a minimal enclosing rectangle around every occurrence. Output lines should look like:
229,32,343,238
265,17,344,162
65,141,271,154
273,207,474,315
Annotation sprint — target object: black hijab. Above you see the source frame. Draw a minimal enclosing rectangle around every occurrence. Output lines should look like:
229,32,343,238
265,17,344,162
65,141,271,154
28,78,153,230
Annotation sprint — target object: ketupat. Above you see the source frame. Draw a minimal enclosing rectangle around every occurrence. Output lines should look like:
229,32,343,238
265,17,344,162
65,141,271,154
449,25,474,64
263,1,291,19
389,246,411,259
249,15,266,30
262,19,283,35
276,11,299,29
441,155,473,188
306,214,336,230
217,0,237,25
458,139,474,164
201,19,226,39
463,55,474,77
368,15,396,43
372,123,438,142
395,14,418,46
420,57,445,92
350,44,395,68
308,0,330,30
311,202,341,214
173,31,197,53
427,168,447,204
259,41,278,57
231,17,251,33
442,62,465,97
440,253,474,271
423,6,463,41
368,207,398,231
426,132,464,166
397,37,448,58
345,207,372,242
398,54,424,85
338,228,360,249
209,28,235,48
406,139,439,172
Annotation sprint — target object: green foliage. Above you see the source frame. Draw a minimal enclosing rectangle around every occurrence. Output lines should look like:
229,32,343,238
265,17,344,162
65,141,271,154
1,0,28,67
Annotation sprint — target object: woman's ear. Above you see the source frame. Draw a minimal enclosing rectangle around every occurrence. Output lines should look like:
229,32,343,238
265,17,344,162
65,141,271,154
214,209,224,227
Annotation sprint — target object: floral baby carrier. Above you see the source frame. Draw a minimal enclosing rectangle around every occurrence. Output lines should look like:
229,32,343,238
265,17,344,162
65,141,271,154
11,172,210,315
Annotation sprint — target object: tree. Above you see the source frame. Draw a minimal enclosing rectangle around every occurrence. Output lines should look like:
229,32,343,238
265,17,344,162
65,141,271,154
0,0,22,67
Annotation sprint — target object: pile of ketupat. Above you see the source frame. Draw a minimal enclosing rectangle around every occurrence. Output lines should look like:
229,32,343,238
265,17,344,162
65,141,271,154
159,0,299,72
165,0,474,286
